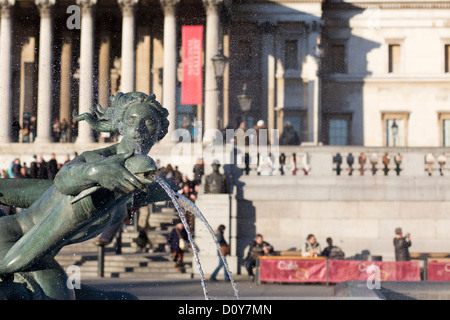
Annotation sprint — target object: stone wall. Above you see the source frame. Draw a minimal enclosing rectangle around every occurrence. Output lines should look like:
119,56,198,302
233,175,450,262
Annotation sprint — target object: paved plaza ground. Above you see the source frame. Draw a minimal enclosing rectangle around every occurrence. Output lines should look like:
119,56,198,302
81,276,450,301
82,276,337,300
77,277,449,317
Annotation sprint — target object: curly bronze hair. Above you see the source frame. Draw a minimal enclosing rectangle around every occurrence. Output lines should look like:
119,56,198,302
73,92,169,142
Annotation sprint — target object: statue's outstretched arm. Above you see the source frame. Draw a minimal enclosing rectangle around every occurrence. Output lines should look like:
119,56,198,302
53,154,99,196
53,151,145,196
0,179,53,208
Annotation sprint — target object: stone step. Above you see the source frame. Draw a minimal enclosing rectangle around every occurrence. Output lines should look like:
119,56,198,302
56,251,195,279
78,271,194,279
114,272,193,279
75,264,193,274
57,252,193,266
52,203,192,279
80,258,183,268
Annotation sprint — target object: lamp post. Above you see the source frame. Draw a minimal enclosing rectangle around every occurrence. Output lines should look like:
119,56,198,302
212,49,228,81
313,38,323,145
212,49,228,130
237,83,252,122
391,119,398,147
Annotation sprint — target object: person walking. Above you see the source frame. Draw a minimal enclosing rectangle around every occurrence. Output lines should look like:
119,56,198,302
166,222,189,271
210,225,230,282
394,227,411,261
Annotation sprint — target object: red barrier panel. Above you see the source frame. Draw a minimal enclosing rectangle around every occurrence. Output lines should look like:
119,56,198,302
258,257,421,283
259,257,327,283
427,261,450,281
328,260,420,282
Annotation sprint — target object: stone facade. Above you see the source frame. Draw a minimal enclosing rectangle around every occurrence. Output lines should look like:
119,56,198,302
1,0,448,147
321,0,450,147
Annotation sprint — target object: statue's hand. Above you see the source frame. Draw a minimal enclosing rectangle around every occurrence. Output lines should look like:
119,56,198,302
88,152,146,194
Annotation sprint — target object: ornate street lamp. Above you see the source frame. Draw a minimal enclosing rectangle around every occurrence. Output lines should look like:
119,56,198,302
237,84,252,123
237,83,252,112
391,119,398,146
212,49,228,130
212,49,228,82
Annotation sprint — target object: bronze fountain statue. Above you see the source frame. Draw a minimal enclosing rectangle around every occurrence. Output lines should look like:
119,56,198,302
0,92,178,300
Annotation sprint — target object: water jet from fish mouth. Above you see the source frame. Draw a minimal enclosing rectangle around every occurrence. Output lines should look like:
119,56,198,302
155,176,239,300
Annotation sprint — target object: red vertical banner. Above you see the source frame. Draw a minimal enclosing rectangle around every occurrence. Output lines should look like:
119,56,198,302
181,25,203,105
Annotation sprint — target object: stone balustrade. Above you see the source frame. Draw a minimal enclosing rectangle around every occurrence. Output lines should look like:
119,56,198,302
231,145,450,178
0,142,449,179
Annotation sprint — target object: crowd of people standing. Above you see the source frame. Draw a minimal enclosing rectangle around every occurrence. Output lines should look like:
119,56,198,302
157,159,205,205
1,153,76,181
0,153,78,214
17,116,79,143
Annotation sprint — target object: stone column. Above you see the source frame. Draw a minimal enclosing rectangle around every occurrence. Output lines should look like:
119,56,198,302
76,0,96,144
222,29,229,129
34,0,55,144
98,30,111,108
151,24,164,103
118,0,138,93
260,22,276,143
159,0,179,143
306,22,321,145
97,31,111,143
60,34,72,123
0,0,14,143
19,37,37,129
275,73,285,138
136,25,152,94
202,0,222,142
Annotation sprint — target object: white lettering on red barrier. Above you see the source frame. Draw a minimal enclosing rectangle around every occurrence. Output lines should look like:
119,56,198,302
445,263,450,272
259,258,420,283
277,260,298,271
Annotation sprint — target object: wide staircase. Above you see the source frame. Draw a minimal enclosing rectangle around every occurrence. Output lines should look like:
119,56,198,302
55,202,194,279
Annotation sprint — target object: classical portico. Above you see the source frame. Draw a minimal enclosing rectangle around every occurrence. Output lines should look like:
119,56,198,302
0,0,327,148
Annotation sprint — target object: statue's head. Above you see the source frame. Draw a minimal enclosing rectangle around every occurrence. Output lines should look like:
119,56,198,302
211,160,221,172
73,92,169,154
